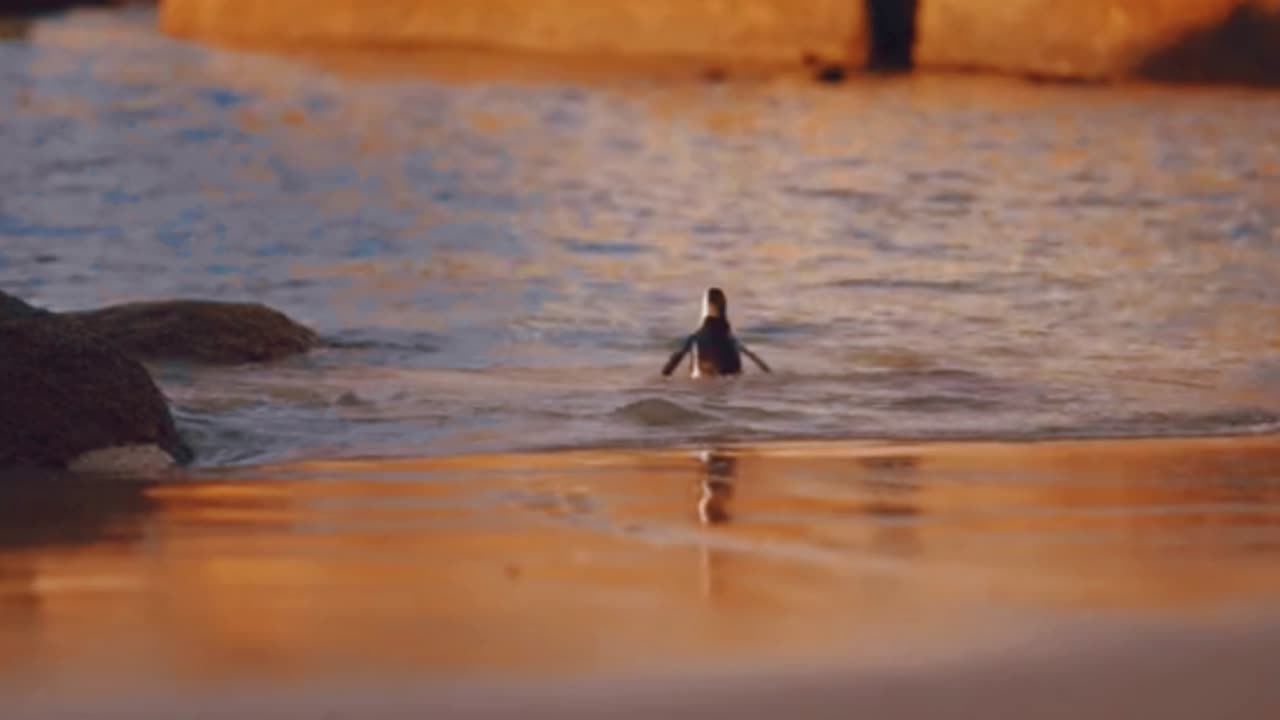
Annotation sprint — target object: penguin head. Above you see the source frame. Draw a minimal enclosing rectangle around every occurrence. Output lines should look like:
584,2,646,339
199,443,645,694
701,287,728,321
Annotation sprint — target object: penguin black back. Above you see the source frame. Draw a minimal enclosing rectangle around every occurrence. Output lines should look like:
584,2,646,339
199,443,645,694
692,314,741,377
661,287,771,378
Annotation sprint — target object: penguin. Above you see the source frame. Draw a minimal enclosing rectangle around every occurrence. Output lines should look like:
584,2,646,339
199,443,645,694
662,287,772,378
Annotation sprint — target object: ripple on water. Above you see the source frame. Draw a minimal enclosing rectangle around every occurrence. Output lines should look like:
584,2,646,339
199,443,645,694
612,398,718,427
3,11,1280,465
1094,408,1280,439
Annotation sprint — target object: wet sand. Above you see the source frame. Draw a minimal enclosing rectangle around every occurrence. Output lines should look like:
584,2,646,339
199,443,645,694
5,617,1279,719
2,434,1279,717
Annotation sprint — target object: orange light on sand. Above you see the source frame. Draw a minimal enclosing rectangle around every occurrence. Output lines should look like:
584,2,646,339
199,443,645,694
2,435,1279,690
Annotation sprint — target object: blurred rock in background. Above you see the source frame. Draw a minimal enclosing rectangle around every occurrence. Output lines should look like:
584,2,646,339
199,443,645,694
159,0,1280,86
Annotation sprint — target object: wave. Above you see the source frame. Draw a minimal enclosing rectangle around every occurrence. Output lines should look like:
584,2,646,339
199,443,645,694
611,398,718,427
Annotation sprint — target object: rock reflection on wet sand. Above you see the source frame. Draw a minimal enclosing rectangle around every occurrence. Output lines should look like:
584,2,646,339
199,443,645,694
1,435,1279,717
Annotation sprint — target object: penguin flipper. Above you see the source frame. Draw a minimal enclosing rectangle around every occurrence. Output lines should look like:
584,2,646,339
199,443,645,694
662,336,695,376
738,341,772,373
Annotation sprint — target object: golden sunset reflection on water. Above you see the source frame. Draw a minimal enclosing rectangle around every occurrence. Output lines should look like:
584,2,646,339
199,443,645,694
2,435,1278,693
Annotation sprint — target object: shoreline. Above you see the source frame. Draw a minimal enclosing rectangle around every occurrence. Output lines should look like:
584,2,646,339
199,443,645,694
257,429,1280,475
3,428,1278,717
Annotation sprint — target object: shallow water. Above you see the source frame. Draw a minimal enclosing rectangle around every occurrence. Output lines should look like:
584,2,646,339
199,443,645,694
2,10,1280,466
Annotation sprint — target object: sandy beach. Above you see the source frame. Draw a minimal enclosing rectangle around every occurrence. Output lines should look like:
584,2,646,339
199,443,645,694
2,434,1278,717
4,617,1279,719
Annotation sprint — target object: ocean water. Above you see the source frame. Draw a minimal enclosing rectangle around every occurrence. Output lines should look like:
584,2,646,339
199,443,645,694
2,9,1280,467
4,10,1280,712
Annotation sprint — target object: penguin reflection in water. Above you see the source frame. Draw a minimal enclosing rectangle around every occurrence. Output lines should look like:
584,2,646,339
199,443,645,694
662,288,771,378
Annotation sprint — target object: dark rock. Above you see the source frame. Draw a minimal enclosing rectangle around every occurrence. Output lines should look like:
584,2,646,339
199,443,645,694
0,288,49,320
702,66,729,83
866,0,917,72
63,300,320,364
0,0,127,15
1,288,315,470
2,0,155,12
3,289,318,364
1138,4,1280,87
917,0,1280,85
814,63,849,83
0,318,192,470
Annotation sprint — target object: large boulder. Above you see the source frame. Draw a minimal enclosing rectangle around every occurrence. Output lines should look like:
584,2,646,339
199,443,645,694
63,300,319,364
160,0,868,67
0,317,193,471
0,0,141,15
916,0,1280,84
1137,3,1280,85
1,289,319,364
0,288,48,320
0,289,316,471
